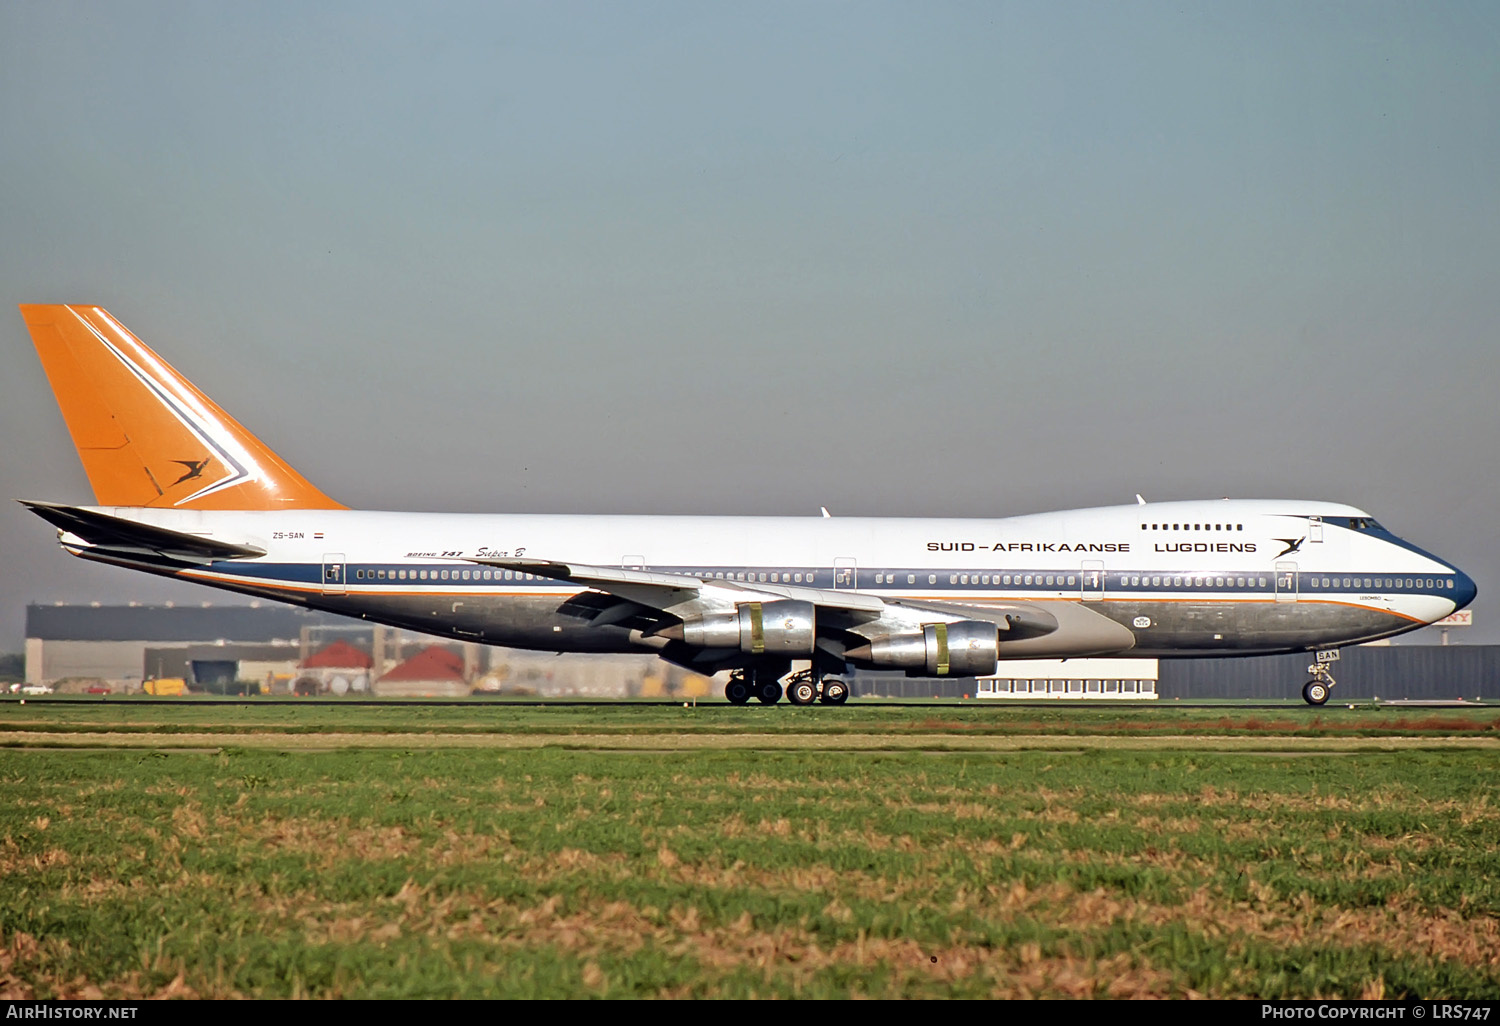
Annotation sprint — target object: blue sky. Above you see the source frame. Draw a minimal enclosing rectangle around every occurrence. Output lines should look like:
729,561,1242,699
2,2,1497,645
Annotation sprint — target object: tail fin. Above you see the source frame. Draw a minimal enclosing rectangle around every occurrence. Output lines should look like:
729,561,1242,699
20,304,344,510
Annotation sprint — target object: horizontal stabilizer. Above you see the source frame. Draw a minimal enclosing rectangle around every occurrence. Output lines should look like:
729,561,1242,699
20,500,266,561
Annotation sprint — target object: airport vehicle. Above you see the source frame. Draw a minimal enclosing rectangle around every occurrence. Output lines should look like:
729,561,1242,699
18,305,1476,706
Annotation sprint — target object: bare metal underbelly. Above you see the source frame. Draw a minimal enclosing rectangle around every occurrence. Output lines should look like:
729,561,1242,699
1085,598,1419,656
312,592,1415,659
309,592,643,653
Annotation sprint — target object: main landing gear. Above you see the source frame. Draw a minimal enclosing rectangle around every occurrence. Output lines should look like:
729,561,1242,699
1301,651,1340,706
724,668,781,705
782,669,849,706
725,669,849,706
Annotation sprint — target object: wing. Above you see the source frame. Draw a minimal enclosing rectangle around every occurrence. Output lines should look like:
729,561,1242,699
466,555,1131,670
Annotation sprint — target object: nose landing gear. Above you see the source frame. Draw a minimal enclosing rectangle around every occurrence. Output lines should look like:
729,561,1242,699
1301,651,1340,706
1301,677,1330,706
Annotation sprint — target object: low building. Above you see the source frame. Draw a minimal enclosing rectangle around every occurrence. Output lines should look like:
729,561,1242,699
142,644,302,695
295,639,374,696
484,649,656,698
976,658,1159,699
24,602,361,691
376,646,469,698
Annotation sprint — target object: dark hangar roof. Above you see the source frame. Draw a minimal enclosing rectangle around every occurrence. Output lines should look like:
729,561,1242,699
26,603,362,643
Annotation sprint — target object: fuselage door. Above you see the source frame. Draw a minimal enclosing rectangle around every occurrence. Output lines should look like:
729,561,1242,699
1080,560,1105,602
322,553,346,596
1275,561,1298,603
834,557,858,589
1309,517,1323,543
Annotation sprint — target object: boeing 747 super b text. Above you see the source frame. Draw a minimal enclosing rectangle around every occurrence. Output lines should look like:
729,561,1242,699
18,305,1477,706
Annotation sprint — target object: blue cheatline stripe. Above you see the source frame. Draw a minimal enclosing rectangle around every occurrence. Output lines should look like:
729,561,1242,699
199,561,1461,599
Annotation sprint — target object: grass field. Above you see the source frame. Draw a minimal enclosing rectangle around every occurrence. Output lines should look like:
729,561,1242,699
2,702,1498,998
4,696,1499,740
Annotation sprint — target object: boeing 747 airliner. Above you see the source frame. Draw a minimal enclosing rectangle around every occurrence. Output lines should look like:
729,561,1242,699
18,305,1476,705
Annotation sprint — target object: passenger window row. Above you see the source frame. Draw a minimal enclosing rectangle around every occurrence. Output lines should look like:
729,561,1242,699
347,568,1457,593
1118,575,1266,588
1309,577,1454,590
1141,523,1243,531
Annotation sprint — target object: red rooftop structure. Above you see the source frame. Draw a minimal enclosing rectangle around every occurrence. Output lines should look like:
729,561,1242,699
299,639,372,670
376,645,469,697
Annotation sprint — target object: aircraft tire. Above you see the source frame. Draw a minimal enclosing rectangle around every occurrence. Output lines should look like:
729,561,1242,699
820,679,849,705
725,678,752,705
786,679,817,705
1302,680,1329,706
755,679,783,704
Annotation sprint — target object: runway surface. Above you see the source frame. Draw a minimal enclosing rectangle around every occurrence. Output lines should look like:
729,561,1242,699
7,696,1476,709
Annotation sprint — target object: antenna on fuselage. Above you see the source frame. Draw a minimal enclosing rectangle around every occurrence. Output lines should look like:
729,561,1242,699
820,506,832,518
1135,494,1146,505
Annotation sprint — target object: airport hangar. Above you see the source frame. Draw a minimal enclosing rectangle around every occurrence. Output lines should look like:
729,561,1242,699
19,602,1494,701
20,602,690,697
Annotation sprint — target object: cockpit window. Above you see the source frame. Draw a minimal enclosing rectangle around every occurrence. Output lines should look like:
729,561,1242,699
1350,518,1384,531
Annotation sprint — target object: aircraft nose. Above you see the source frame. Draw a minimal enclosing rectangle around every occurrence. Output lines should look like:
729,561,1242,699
1451,567,1478,611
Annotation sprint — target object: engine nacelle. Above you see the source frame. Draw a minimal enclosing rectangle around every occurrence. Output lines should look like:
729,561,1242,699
679,600,816,655
849,621,999,677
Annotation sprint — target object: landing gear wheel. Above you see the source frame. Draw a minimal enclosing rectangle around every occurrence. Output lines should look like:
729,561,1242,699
1302,658,1337,706
725,675,751,705
754,679,783,704
1302,680,1329,706
820,679,849,705
786,678,817,706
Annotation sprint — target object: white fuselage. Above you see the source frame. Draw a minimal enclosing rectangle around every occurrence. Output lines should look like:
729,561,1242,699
64,498,1473,663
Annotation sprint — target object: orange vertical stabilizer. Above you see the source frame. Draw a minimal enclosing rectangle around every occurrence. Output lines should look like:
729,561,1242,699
19,304,345,510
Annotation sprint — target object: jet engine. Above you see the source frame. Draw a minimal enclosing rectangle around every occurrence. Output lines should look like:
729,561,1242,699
666,600,816,655
846,621,999,677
